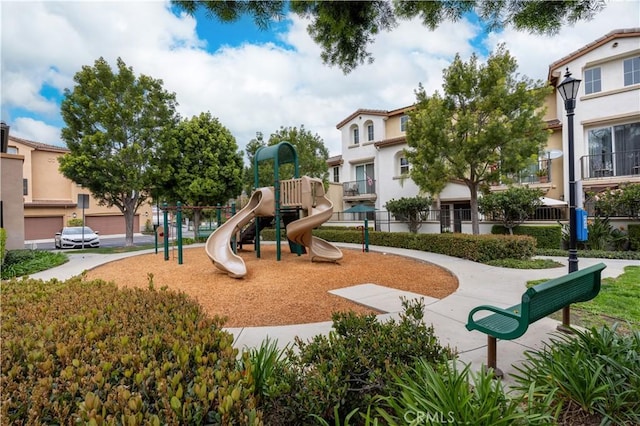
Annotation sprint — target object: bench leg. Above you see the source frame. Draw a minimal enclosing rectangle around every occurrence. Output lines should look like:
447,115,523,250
557,306,575,334
487,336,503,379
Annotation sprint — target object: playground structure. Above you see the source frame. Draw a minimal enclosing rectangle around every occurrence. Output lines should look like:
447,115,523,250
205,142,342,278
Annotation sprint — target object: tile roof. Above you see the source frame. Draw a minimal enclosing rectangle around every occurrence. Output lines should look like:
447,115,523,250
327,155,343,166
374,136,406,149
547,28,640,83
9,136,68,153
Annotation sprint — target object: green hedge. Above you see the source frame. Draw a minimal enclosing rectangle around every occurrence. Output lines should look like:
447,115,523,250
491,225,562,249
629,223,640,251
262,228,535,262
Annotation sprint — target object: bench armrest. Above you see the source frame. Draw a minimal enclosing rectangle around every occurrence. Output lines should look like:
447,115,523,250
466,304,521,330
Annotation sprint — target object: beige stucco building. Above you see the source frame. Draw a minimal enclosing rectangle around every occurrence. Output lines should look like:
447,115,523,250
7,135,152,240
1,151,26,250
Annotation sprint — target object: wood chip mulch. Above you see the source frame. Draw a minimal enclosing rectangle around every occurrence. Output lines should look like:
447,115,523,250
83,246,458,327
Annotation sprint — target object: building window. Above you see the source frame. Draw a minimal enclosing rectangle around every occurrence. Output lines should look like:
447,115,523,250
332,166,340,183
23,178,28,196
623,56,640,86
587,122,640,176
352,126,359,145
584,67,601,94
400,157,409,175
367,123,374,141
7,146,18,154
400,115,409,132
355,163,375,194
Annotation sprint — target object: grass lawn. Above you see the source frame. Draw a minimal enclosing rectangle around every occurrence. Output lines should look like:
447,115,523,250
70,244,156,254
529,265,640,333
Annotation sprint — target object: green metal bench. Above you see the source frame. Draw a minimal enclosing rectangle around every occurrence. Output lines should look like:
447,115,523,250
466,262,607,377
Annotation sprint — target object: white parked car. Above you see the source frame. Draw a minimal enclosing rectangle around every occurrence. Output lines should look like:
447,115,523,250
54,226,100,249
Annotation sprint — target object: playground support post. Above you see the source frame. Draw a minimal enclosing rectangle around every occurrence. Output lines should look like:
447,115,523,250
231,202,237,254
176,201,183,265
163,202,169,261
364,217,370,252
275,179,281,261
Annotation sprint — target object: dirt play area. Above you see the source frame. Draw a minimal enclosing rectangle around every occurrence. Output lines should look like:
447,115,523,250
83,245,458,327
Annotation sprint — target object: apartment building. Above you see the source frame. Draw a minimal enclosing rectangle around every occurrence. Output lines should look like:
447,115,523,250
329,28,639,232
7,135,152,240
549,28,640,198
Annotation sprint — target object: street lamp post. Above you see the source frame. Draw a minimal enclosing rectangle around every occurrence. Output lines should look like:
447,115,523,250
557,67,581,330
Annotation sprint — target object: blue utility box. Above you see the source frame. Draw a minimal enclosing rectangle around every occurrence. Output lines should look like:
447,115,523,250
576,208,588,241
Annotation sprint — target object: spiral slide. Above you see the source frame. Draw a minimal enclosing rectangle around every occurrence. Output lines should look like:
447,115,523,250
205,187,274,278
285,177,343,262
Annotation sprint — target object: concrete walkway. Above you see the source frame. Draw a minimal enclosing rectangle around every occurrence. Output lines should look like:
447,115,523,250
28,243,638,383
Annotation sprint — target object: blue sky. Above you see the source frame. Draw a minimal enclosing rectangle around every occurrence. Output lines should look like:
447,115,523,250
1,1,639,157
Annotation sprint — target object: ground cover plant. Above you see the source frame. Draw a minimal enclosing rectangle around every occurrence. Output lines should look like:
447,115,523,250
527,266,640,331
0,249,67,279
512,325,640,425
1,276,261,424
373,360,555,425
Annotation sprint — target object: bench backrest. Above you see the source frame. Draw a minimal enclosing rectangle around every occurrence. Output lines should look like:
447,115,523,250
522,263,606,323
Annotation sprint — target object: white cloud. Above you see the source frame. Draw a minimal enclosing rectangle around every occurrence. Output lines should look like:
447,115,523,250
483,1,640,82
11,118,61,145
2,1,638,157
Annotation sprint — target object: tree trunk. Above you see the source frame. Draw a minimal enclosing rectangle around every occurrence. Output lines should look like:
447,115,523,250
193,208,201,240
468,183,480,235
122,197,137,247
123,208,135,246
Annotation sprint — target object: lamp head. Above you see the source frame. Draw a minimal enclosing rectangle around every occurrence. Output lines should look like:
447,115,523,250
558,68,581,111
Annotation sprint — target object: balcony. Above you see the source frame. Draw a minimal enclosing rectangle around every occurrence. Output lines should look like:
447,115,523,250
342,179,377,201
581,149,640,180
496,159,552,186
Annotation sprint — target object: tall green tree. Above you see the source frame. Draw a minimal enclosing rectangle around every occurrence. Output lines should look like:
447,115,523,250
159,112,244,236
59,57,179,246
405,45,552,235
479,186,544,235
244,125,329,194
173,0,606,73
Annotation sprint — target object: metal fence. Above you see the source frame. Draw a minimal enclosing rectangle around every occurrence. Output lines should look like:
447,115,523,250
330,206,570,232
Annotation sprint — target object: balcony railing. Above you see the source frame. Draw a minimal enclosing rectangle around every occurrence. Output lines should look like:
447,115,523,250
581,149,640,179
500,158,552,185
342,179,376,197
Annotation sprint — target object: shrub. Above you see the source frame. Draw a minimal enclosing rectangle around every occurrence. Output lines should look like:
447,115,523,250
67,218,84,227
1,277,261,424
261,298,455,425
479,186,543,235
512,325,640,425
0,228,6,265
384,196,431,234
629,223,640,251
492,224,562,249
